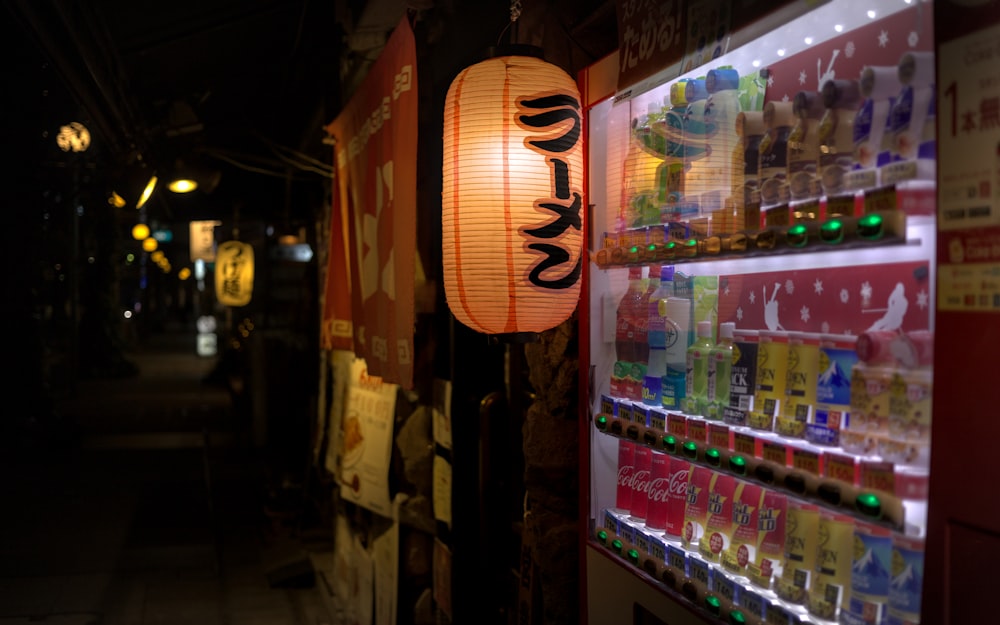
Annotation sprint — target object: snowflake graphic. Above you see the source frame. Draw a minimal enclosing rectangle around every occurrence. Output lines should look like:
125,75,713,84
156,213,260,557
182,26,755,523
845,41,855,58
737,306,744,321
861,281,873,301
840,288,849,304
782,93,790,102
800,305,811,323
821,321,831,334
748,290,757,305
724,284,731,297
917,289,929,309
785,279,795,295
878,29,889,48
908,31,919,47
799,69,807,85
767,73,774,88
813,278,824,295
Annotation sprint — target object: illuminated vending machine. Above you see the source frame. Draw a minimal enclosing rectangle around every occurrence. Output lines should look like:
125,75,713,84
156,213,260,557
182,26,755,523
579,1,1000,624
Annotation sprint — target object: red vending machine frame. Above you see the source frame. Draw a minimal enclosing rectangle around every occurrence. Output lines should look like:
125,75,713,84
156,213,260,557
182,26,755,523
579,1,1000,623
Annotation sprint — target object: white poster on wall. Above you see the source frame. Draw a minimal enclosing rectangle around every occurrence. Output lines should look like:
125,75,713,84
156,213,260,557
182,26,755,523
339,358,398,516
937,20,1000,231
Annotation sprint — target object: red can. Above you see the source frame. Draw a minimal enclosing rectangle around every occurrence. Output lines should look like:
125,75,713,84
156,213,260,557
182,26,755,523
664,456,691,539
615,440,636,512
645,451,671,530
630,444,652,520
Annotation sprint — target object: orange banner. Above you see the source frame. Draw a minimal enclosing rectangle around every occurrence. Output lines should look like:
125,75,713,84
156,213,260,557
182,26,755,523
323,16,416,389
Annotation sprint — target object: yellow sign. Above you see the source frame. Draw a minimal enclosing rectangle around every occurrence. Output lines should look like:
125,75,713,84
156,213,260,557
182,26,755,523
215,240,254,307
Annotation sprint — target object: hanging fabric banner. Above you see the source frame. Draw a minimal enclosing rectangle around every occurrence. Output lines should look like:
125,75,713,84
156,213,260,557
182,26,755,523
323,16,417,389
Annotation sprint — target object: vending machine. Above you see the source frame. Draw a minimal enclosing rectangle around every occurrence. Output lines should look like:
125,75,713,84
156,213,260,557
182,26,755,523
578,0,1000,623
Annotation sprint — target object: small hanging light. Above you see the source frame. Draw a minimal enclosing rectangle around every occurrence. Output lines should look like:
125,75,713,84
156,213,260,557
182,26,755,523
215,240,255,307
441,43,584,335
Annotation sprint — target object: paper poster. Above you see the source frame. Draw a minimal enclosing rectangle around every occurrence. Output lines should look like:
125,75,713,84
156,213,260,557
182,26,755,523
432,378,452,450
332,513,373,625
339,358,398,516
937,19,1000,230
432,455,453,528
323,16,417,389
325,349,357,476
938,226,1000,313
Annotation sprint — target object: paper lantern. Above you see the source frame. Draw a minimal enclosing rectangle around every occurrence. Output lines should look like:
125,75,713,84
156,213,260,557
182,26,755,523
442,52,584,335
215,240,254,307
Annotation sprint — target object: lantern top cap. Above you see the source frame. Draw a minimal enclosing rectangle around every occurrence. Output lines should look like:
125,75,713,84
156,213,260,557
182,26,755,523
484,44,544,62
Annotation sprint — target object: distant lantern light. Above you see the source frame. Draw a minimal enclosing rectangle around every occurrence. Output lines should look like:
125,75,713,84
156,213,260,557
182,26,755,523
142,237,158,252
215,240,254,307
109,192,127,208
132,223,150,240
56,122,91,152
441,51,584,335
168,178,198,193
136,175,158,209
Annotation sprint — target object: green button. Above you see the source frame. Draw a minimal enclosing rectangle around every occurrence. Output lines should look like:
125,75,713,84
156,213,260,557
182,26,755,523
596,529,608,544
705,594,721,615
706,447,721,466
729,609,747,625
627,548,640,564
595,415,608,431
728,455,747,475
661,434,677,453
820,219,844,244
858,213,884,240
611,539,623,553
856,492,882,519
787,223,809,247
682,440,698,459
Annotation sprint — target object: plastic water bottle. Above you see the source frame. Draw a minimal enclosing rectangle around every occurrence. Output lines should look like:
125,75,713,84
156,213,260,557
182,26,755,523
685,320,715,416
706,321,735,420
643,265,675,406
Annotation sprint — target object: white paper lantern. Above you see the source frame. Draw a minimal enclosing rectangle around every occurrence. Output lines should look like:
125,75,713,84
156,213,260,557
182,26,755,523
442,53,584,335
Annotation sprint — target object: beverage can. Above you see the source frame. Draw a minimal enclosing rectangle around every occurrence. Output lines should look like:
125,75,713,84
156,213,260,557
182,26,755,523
777,332,821,438
888,535,925,623
682,464,713,550
664,456,690,539
807,511,856,620
721,481,763,577
723,329,758,427
645,450,671,531
615,440,636,512
698,471,736,563
747,489,787,591
850,363,893,432
630,444,652,520
750,330,789,432
776,500,819,605
810,333,858,446
845,520,893,625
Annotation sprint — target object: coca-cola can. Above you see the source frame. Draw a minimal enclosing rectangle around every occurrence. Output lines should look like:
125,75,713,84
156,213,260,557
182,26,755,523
645,451,671,530
664,457,691,539
615,440,636,512
630,445,652,520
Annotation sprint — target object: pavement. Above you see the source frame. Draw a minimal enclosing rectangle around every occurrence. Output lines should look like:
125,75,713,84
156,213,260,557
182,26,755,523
0,326,334,625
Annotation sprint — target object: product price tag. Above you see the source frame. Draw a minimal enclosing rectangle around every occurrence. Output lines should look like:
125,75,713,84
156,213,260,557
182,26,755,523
667,412,688,437
689,556,712,589
667,544,688,575
634,530,650,555
600,394,617,418
708,423,730,450
603,510,620,533
733,431,757,456
714,574,740,605
762,440,788,466
860,459,896,496
649,408,667,432
687,419,708,443
650,536,668,563
619,402,634,425
619,522,636,546
791,448,821,475
824,452,857,484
